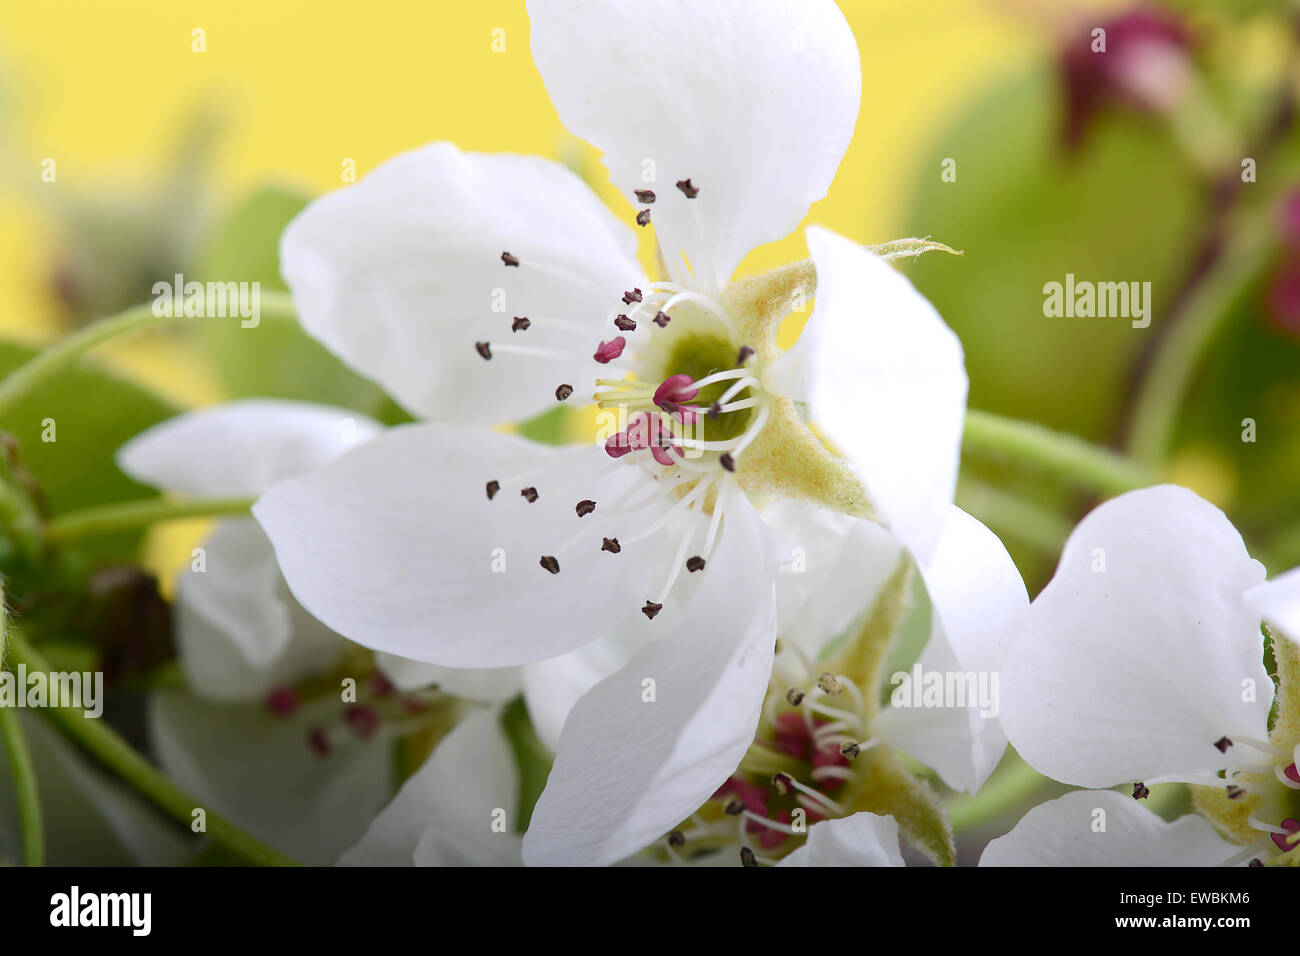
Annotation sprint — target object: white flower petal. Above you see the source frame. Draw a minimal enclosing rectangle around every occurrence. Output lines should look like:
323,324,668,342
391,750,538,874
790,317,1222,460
1245,565,1300,648
761,499,903,660
117,399,380,497
527,0,860,291
999,486,1271,789
770,227,967,567
522,629,659,754
338,707,519,866
873,626,999,795
175,520,345,703
281,143,644,423
778,812,904,867
522,496,779,865
980,790,1242,866
375,652,523,704
877,506,1026,792
150,691,394,865
255,422,683,668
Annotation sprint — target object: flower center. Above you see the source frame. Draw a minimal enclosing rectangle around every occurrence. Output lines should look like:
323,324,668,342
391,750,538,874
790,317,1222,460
1191,735,1300,864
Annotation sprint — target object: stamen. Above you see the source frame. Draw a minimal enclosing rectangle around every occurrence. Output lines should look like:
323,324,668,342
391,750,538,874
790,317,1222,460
539,555,560,574
739,847,757,867
485,480,500,500
636,209,652,227
686,556,706,573
1227,785,1246,799
475,341,492,360
615,315,637,332
653,311,671,328
307,727,331,757
594,337,626,364
817,673,843,695
575,499,596,517
666,830,684,847
1275,763,1300,790
720,453,735,472
501,251,519,267
555,384,573,401
265,687,299,717
601,537,621,553
635,189,656,204
1214,737,1234,753
676,178,699,198
511,316,531,332
521,487,539,503
623,288,643,305
1271,819,1300,853
1132,782,1150,800
344,704,381,740
642,600,663,620
737,345,754,364
786,687,805,706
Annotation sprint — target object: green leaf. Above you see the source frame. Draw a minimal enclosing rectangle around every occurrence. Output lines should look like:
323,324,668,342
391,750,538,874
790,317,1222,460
898,66,1204,442
193,185,410,424
501,696,553,832
0,339,178,564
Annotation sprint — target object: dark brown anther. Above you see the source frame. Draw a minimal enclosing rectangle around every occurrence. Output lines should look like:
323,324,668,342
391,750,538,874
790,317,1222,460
667,830,685,848
686,556,705,573
739,847,758,868
615,315,637,332
475,341,492,360
641,600,663,620
719,453,735,472
521,487,539,503
501,251,519,267
771,772,793,796
636,209,652,227
512,316,531,332
539,555,560,574
724,798,745,816
737,345,755,364
555,384,573,401
840,741,861,761
786,687,804,707
676,178,699,198
576,499,596,517
1132,782,1150,800
635,189,656,204
622,288,643,305
1226,785,1244,800
707,401,721,419
601,537,621,554
1249,858,1265,867
653,311,671,328
485,480,500,500
817,672,842,695
1214,736,1233,753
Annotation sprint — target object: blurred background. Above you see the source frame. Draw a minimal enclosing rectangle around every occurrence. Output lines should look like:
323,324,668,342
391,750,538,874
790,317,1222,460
1,0,1298,862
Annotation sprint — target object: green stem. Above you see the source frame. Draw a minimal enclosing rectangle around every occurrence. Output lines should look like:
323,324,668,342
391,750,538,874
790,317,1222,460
5,631,298,866
955,477,1074,555
45,496,256,543
963,409,1158,498
0,291,297,421
0,593,44,866
947,753,1051,832
0,704,43,866
1125,220,1272,467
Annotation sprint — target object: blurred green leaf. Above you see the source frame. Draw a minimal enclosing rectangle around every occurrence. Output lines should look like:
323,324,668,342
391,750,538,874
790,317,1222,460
899,65,1204,441
193,185,410,424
